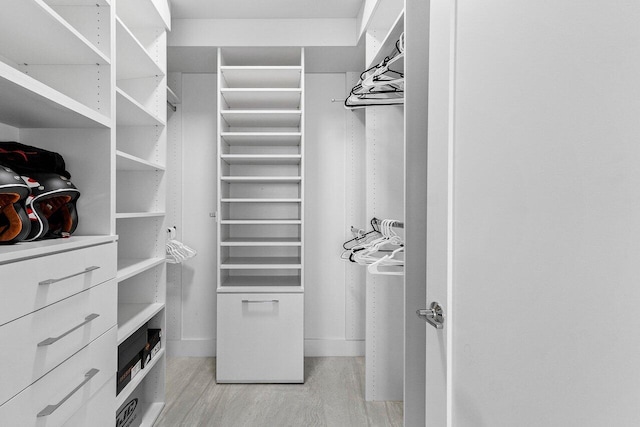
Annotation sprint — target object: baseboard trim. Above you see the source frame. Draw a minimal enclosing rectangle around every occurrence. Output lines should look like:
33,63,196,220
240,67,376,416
166,338,365,358
167,339,216,357
304,339,365,357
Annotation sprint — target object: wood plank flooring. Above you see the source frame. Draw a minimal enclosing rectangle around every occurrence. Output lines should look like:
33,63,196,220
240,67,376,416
155,357,403,427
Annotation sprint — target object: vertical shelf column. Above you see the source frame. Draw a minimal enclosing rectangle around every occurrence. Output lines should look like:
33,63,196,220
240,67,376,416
216,47,305,383
114,1,170,425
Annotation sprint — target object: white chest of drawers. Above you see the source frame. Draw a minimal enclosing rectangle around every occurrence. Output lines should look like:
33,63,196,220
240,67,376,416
0,239,117,426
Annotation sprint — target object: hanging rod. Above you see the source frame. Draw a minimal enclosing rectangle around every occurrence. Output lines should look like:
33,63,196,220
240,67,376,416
372,217,404,229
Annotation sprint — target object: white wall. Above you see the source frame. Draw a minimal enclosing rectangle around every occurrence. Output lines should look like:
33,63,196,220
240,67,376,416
167,72,367,357
167,73,218,356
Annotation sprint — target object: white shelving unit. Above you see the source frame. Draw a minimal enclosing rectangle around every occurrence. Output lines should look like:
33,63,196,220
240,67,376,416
216,47,305,383
0,1,169,424
0,1,117,424
114,1,169,424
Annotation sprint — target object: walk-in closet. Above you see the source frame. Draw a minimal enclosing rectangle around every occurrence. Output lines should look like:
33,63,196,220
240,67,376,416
2,0,640,426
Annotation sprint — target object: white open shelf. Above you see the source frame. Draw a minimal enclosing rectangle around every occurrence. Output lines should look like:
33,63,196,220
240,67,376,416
221,219,302,225
139,402,166,427
221,198,302,203
221,154,301,165
116,87,165,126
0,61,111,128
367,9,405,69
46,0,110,5
117,0,170,30
115,348,166,408
221,257,302,269
221,132,301,146
117,150,166,171
221,238,302,246
219,276,302,291
167,86,181,105
221,88,301,109
116,17,163,80
116,212,166,219
117,257,166,282
221,176,301,183
221,110,301,127
117,302,165,345
220,66,302,88
0,0,110,66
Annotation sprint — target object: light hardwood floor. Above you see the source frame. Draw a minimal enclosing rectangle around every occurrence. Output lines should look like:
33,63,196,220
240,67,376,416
155,357,403,427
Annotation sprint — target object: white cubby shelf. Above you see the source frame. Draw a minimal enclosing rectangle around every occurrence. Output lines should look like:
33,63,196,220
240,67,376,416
117,302,165,345
117,257,166,282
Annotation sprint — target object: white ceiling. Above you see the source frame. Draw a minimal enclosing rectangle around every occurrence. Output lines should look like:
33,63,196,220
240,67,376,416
170,0,365,19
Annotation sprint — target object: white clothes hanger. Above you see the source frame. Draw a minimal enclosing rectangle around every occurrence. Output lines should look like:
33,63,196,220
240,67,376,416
166,227,197,264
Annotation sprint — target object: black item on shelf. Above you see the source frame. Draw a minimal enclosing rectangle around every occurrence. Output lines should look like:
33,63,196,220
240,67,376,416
0,141,71,178
118,323,148,372
116,351,143,395
23,173,80,241
116,324,148,395
142,329,162,368
0,165,31,244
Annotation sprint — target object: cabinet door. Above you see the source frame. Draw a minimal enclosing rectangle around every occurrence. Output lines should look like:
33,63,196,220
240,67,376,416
217,293,303,383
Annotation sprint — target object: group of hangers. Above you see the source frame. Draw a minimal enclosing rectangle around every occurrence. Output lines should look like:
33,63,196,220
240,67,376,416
166,227,197,264
341,218,404,276
345,33,405,110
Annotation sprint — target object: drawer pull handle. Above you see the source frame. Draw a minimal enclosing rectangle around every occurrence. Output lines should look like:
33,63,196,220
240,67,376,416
242,299,280,304
37,313,100,347
37,368,99,417
39,266,101,286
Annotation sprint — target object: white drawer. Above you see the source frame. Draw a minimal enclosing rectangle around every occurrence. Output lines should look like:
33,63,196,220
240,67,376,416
0,326,116,427
0,280,116,406
63,377,113,427
0,242,116,326
216,293,304,383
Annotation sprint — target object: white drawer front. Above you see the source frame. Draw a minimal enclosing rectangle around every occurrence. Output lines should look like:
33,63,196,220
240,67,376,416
0,280,116,406
0,326,115,427
217,293,304,383
63,377,113,427
0,242,117,326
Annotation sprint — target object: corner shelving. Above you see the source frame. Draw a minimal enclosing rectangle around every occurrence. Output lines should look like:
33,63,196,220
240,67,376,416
115,0,169,423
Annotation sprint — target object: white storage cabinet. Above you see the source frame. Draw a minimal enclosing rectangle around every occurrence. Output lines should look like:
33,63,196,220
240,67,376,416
216,47,305,383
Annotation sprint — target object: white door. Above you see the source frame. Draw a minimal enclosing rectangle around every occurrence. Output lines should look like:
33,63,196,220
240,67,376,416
422,1,640,425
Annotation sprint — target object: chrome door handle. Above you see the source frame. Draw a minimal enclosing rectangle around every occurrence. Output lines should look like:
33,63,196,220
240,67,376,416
37,313,100,346
39,266,100,285
417,302,445,329
37,368,99,417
